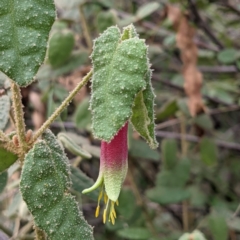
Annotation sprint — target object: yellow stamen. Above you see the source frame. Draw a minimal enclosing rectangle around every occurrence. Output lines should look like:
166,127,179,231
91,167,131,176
103,209,107,223
110,213,115,225
116,200,119,206
104,192,108,204
95,205,100,218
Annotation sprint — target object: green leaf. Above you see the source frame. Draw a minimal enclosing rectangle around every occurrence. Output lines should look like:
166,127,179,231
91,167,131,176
161,139,178,169
0,147,18,173
193,114,213,131
117,227,151,240
20,129,93,240
96,10,117,33
129,139,160,161
156,98,178,121
208,212,228,240
0,0,56,86
90,26,148,141
58,132,92,159
0,95,10,130
70,166,98,200
217,48,237,64
131,75,158,149
156,159,190,188
48,30,75,68
74,97,92,129
200,137,218,166
146,186,190,205
136,2,161,20
0,171,8,193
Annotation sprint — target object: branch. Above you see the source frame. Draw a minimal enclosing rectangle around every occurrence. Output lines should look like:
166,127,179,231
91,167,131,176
156,130,240,151
187,0,224,50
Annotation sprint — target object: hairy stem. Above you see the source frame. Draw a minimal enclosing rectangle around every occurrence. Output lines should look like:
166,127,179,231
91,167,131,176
31,70,92,143
79,4,92,51
11,82,28,151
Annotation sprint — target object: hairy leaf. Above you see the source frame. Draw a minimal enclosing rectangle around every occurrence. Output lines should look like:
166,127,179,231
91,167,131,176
20,129,93,240
90,26,148,141
0,0,55,86
0,95,10,130
131,72,158,149
0,147,18,173
0,171,8,193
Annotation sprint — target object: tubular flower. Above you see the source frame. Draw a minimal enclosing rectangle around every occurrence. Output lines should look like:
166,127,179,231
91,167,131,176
82,122,128,224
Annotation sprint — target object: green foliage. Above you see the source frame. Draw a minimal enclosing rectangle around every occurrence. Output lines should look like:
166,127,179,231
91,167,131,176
117,227,151,240
161,139,178,169
0,147,18,173
0,171,8,193
20,130,93,240
200,137,218,166
70,166,98,200
0,95,10,130
48,30,75,68
0,0,55,86
217,48,238,64
136,2,161,20
96,10,117,33
58,132,92,159
90,25,157,147
74,97,92,129
156,98,178,121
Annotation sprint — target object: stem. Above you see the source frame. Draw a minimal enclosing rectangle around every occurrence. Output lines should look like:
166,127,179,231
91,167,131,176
128,162,158,238
31,70,92,143
35,227,46,240
179,114,189,231
11,82,28,151
79,4,92,51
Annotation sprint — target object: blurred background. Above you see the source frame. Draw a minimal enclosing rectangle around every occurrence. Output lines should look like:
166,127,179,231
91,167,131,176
1,0,240,239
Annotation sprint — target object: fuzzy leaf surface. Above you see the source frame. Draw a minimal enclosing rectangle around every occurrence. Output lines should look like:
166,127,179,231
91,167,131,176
0,95,10,130
131,71,158,149
90,26,148,141
20,129,93,240
0,0,55,86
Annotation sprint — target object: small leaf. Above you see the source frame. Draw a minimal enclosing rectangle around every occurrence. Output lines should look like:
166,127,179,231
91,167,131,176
208,212,228,240
193,114,213,131
90,26,148,141
0,0,56,86
74,97,92,129
129,139,160,161
217,48,237,64
200,137,218,166
58,132,92,159
0,171,8,193
146,186,190,205
136,2,161,20
161,139,178,169
20,129,93,240
0,147,18,173
179,230,207,240
96,10,117,33
0,95,11,130
70,166,98,200
156,98,178,121
48,30,75,68
117,227,151,240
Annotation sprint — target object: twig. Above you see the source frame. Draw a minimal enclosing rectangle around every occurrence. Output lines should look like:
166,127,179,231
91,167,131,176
31,70,92,143
152,74,233,106
79,4,92,52
0,222,12,237
187,0,224,49
11,82,28,151
219,2,240,17
156,130,240,151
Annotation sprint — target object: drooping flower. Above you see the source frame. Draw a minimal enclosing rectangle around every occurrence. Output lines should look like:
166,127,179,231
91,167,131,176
82,122,128,224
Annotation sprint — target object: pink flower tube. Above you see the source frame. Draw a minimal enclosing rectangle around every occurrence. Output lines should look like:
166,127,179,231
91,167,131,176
83,122,128,224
